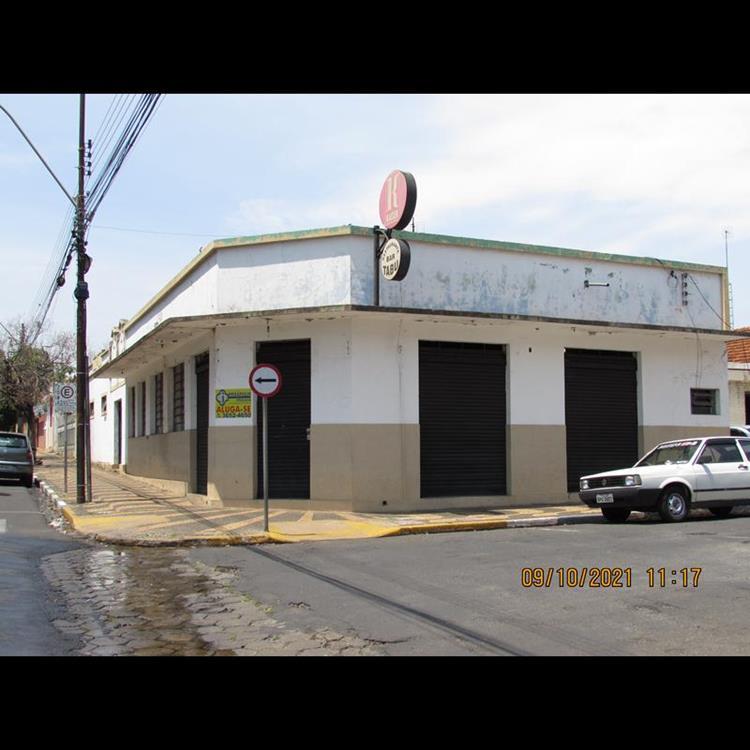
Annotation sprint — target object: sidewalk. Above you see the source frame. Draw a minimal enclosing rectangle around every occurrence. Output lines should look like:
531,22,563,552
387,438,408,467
34,453,601,546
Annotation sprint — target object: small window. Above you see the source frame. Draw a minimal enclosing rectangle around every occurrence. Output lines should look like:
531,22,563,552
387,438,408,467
154,373,163,434
691,388,719,415
101,395,107,419
128,387,135,438
139,381,146,436
173,363,185,432
89,401,95,420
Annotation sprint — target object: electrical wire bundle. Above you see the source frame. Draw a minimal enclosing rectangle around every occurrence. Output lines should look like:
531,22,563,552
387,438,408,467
28,93,164,343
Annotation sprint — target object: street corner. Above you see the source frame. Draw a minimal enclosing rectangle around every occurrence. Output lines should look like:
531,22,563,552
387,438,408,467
60,503,171,538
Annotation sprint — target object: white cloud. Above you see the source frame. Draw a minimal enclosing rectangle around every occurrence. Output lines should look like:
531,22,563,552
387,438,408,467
228,94,750,241
416,94,750,229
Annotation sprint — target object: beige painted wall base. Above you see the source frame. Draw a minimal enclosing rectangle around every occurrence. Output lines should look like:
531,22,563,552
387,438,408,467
127,431,194,485
508,425,567,500
92,461,123,474
120,423,733,512
122,472,189,497
207,425,255,503
311,424,420,513
207,497,355,511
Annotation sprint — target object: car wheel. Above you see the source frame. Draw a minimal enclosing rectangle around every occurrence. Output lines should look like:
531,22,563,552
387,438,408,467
657,486,689,522
22,475,33,488
709,506,733,518
601,508,631,523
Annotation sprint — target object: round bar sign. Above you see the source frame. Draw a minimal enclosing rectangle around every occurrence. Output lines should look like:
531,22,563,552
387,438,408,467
379,170,417,230
380,238,411,281
249,364,282,398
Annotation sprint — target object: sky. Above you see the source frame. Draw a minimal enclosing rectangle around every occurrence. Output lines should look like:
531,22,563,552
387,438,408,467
0,93,748,353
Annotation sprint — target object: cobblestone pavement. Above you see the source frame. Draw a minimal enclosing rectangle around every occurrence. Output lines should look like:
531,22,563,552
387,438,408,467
40,545,381,656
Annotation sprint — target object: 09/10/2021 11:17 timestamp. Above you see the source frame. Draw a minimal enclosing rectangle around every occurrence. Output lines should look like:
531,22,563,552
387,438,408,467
520,567,703,589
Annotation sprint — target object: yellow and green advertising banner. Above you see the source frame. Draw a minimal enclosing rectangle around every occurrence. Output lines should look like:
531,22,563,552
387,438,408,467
215,388,253,418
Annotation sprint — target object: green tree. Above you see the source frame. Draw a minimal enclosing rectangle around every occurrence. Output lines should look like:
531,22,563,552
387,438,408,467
0,320,75,451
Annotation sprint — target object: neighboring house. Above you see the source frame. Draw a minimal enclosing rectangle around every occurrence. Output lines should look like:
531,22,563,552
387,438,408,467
32,401,49,451
727,326,750,426
89,321,128,469
91,225,743,512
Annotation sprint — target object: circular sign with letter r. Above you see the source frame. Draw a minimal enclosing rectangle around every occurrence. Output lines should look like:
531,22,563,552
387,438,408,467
379,170,417,230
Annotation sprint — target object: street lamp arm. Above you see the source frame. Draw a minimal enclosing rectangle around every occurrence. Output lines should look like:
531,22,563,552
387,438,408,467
0,103,77,208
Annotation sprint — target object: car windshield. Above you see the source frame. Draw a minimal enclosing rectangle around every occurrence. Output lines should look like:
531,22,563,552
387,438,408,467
0,435,27,449
636,440,701,466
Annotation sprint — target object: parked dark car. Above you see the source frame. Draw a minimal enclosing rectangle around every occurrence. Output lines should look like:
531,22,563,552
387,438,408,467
0,432,34,487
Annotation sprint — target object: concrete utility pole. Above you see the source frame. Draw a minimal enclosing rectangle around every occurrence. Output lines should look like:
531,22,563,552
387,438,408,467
75,94,90,504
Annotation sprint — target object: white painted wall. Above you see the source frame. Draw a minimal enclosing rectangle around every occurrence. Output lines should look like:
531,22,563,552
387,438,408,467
96,313,731,470
343,316,729,429
125,331,213,436
123,231,725,362
366,238,724,331
220,317,354,427
214,325,254,428
127,258,219,346
89,376,126,464
217,238,351,314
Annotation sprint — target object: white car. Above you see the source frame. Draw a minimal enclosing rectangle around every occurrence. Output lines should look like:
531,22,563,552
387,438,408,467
731,426,750,438
579,436,750,523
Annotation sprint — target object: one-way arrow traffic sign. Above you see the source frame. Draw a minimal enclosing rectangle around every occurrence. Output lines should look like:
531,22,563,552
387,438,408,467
249,364,282,398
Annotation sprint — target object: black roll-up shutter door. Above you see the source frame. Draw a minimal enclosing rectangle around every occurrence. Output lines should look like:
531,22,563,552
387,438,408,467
419,341,507,497
257,339,311,499
565,348,638,492
195,352,210,495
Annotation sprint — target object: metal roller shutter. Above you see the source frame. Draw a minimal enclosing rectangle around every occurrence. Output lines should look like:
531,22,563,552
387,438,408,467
565,348,638,492
419,340,507,497
195,352,210,495
257,339,311,499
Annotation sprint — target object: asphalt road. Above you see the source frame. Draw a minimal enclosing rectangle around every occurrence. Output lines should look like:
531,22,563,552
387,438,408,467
189,512,750,656
5,481,750,656
0,479,83,655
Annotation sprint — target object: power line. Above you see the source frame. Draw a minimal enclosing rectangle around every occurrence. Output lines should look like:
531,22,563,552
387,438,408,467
28,94,164,339
87,94,163,221
90,224,222,238
88,95,135,178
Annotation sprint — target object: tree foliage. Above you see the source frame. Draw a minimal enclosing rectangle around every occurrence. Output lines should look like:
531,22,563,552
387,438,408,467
0,320,75,437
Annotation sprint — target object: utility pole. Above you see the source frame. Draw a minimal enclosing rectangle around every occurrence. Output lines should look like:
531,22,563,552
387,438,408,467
75,94,89,504
1,97,91,502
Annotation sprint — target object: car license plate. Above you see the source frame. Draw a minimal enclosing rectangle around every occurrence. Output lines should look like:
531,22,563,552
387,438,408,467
0,464,15,473
596,493,614,504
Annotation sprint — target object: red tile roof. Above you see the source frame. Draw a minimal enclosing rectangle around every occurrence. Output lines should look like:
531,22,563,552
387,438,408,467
727,327,750,362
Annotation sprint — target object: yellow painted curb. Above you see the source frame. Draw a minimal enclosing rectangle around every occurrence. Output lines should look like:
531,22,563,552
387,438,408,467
390,519,511,535
267,520,396,543
62,505,77,527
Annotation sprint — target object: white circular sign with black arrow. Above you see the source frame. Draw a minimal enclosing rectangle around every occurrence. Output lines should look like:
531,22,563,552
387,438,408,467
249,363,282,398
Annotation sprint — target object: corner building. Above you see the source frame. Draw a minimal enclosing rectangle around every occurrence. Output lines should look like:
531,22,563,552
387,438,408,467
92,225,736,511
